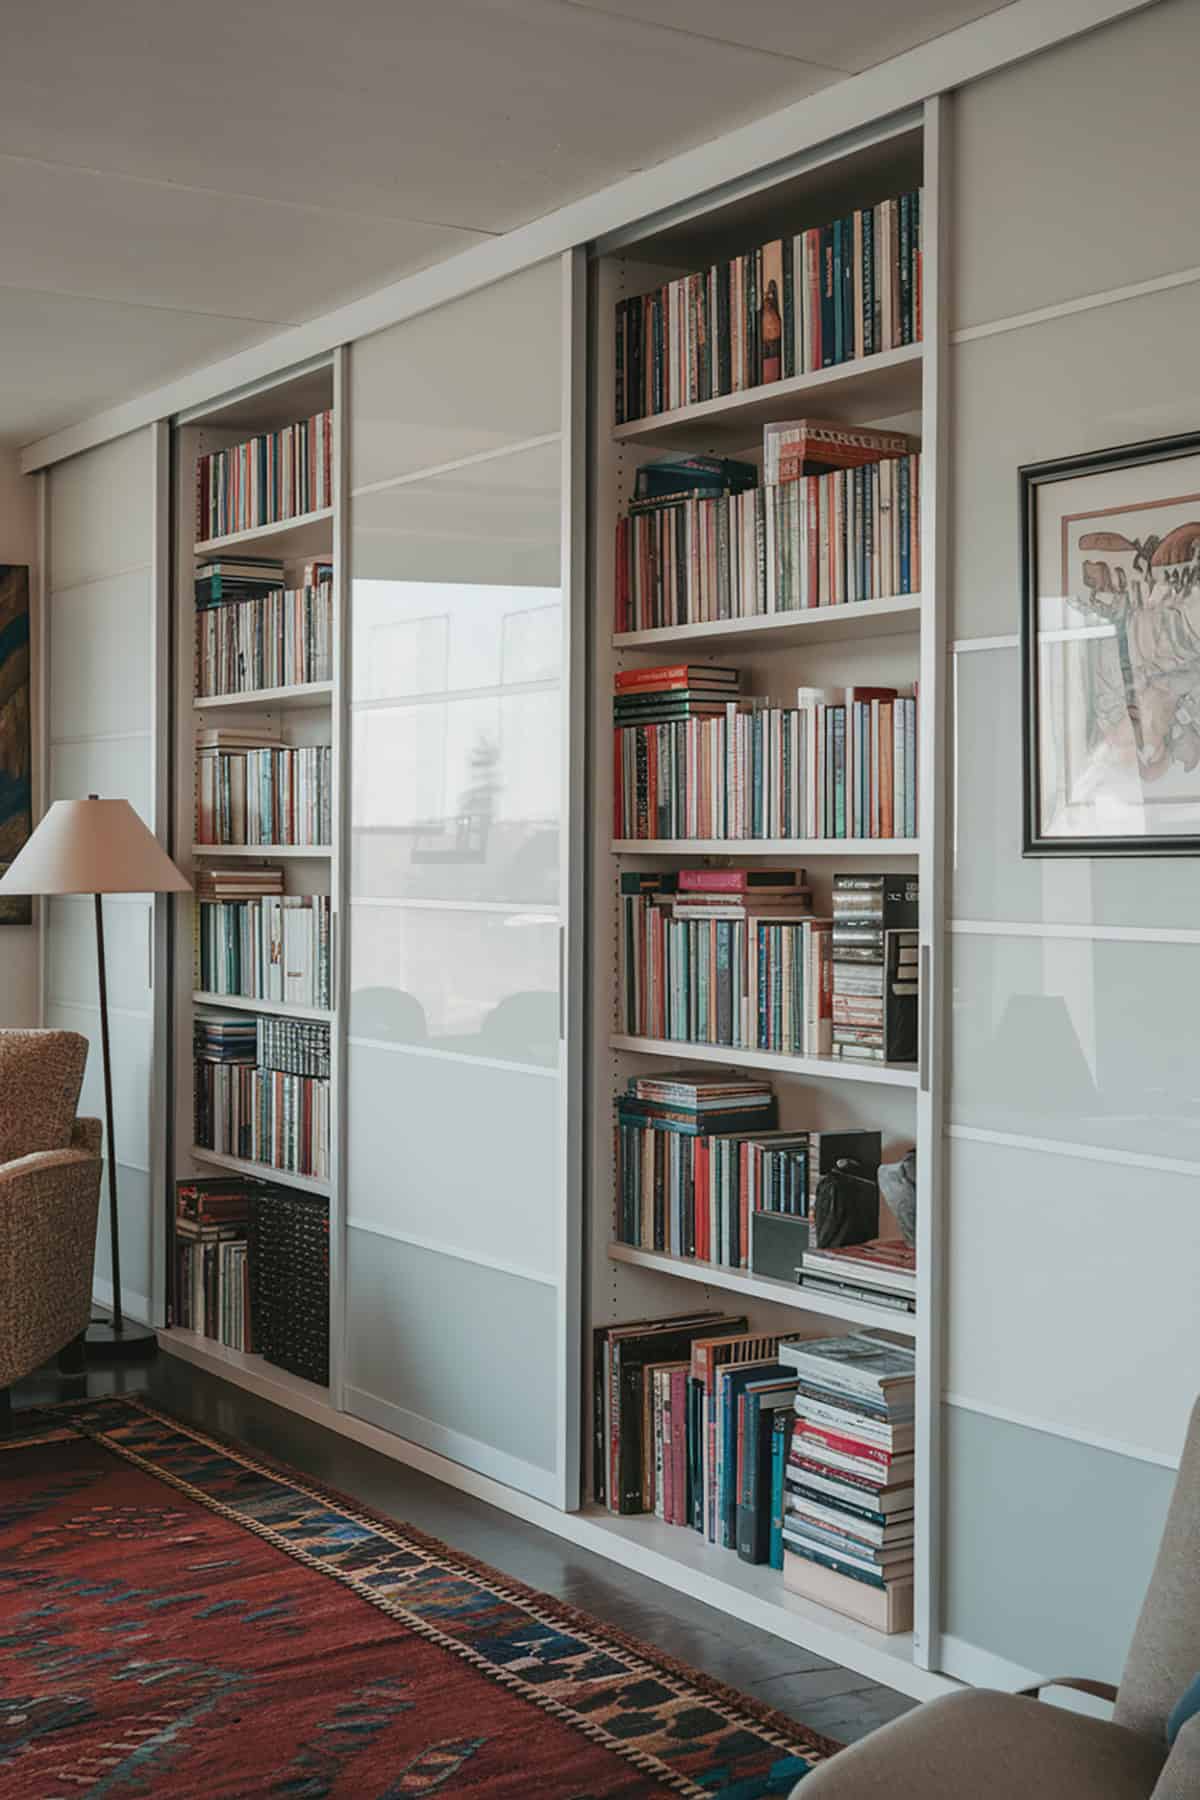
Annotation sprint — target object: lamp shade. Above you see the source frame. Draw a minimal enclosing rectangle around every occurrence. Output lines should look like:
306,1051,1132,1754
0,798,190,896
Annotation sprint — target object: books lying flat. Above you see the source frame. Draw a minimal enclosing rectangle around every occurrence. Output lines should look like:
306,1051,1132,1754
783,1546,914,1633
802,1239,916,1296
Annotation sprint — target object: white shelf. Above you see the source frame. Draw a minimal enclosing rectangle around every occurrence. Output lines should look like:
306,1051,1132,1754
577,1504,922,1687
193,682,333,712
189,1145,331,1195
194,507,334,561
611,1033,919,1089
192,991,332,1022
611,839,921,857
614,596,922,652
613,345,923,450
157,1328,328,1402
608,1242,918,1336
191,843,331,860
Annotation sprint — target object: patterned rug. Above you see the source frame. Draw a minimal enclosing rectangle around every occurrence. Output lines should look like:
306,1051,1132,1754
0,1396,836,1797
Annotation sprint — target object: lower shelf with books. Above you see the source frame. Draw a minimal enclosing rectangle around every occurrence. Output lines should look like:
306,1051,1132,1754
189,1146,331,1197
607,1242,917,1338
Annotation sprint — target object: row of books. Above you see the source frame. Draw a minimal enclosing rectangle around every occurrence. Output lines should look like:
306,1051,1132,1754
194,1019,330,1180
195,868,331,1010
195,729,332,847
593,1314,916,1631
615,431,919,633
614,191,922,422
174,1180,254,1350
832,874,919,1064
618,868,831,1056
196,410,333,541
612,667,918,841
195,566,332,699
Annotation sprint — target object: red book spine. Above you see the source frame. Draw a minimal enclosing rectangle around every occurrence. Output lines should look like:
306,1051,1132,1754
795,1423,894,1467
614,664,708,691
613,729,623,837
678,868,751,892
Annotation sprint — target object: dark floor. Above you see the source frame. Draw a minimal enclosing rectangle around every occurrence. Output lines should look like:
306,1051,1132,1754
11,1349,916,1747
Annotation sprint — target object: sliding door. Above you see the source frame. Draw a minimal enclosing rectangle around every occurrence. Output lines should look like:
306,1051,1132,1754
344,256,582,1505
43,426,169,1325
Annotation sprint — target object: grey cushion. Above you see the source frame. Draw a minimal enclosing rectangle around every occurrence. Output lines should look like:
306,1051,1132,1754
1116,1398,1200,1741
791,1690,1164,1799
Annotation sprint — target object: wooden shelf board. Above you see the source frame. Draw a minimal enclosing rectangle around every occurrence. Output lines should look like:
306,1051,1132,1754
157,1327,328,1403
608,1242,917,1337
613,345,923,449
194,508,334,560
614,596,922,652
576,1504,922,1684
191,843,331,860
611,839,921,857
188,1146,331,1196
610,1034,919,1088
192,992,332,1022
193,682,333,712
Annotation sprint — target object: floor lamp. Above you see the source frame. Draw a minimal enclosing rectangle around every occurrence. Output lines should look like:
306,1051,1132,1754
0,797,190,1356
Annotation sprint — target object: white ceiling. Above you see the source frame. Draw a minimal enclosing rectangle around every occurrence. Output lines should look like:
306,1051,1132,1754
0,0,1013,447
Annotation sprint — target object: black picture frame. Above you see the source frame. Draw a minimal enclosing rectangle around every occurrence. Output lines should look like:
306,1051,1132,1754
1021,429,1200,857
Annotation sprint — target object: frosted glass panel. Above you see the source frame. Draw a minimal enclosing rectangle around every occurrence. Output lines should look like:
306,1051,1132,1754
49,570,152,739
47,895,151,1015
953,646,1200,928
45,1000,153,1171
951,930,1200,1162
49,431,153,591
346,1229,559,1481
91,1164,154,1315
346,260,570,1502
50,735,153,825
351,903,558,1064
351,259,562,488
347,1043,559,1275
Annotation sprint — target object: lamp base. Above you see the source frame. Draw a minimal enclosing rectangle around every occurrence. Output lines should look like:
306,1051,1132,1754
84,1318,159,1361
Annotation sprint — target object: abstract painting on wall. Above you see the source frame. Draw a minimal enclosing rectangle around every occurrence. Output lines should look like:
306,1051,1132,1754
1022,433,1200,855
0,565,32,924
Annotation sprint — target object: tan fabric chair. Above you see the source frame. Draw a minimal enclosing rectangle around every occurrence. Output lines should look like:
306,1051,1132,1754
0,1029,103,1394
793,1397,1200,1798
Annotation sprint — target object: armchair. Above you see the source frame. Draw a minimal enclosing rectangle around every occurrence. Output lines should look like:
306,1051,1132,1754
793,1395,1200,1798
0,1030,103,1403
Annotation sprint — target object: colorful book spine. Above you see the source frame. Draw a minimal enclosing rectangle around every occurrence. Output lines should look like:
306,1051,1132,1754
195,580,333,697
196,412,333,540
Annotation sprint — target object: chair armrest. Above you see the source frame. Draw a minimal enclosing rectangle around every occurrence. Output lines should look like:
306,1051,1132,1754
71,1117,103,1158
1152,1712,1200,1799
0,1145,103,1385
1016,1677,1119,1705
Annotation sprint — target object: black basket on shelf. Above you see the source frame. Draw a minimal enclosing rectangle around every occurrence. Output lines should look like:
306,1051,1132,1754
251,1187,330,1386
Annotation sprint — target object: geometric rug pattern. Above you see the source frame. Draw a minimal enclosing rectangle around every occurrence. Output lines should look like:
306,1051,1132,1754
0,1397,836,1796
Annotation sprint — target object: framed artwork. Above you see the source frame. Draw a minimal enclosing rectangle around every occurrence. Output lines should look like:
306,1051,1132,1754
0,564,32,924
1022,431,1200,856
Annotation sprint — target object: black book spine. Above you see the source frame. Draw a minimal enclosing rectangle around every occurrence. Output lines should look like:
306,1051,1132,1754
782,238,795,381
614,298,626,426
820,225,835,368
718,263,732,396
899,194,912,346
861,207,875,356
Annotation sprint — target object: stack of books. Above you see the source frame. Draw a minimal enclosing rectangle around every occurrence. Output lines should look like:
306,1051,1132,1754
614,191,923,423
831,874,920,1063
613,683,917,841
618,868,832,1056
194,557,284,605
613,662,741,732
194,1017,330,1180
196,411,333,539
173,1179,255,1349
799,1239,917,1315
195,729,332,847
257,1015,330,1080
196,560,332,698
195,869,331,1010
615,429,919,633
778,1333,916,1633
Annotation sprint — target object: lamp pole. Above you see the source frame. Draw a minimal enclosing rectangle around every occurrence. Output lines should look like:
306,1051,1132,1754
92,883,123,1335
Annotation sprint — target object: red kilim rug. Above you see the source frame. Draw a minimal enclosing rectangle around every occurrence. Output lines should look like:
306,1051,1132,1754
0,1397,837,1797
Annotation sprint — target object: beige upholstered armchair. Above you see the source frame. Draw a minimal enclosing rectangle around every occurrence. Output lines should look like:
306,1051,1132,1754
794,1396,1200,1798
0,1030,103,1404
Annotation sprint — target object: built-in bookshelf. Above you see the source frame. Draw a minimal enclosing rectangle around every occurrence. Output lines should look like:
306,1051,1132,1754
585,107,943,1681
165,357,343,1396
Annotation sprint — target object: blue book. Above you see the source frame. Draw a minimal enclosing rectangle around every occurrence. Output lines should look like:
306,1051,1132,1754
769,1410,789,1569
718,1363,790,1548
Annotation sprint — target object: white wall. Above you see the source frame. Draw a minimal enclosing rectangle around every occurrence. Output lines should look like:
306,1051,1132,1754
943,0,1196,1686
0,447,39,1026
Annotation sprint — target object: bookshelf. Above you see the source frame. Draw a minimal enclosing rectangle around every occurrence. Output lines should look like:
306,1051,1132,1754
165,357,342,1397
585,103,945,1685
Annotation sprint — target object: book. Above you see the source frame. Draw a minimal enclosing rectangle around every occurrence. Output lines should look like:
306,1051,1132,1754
762,420,916,485
831,875,920,1062
801,1238,916,1297
783,1547,914,1632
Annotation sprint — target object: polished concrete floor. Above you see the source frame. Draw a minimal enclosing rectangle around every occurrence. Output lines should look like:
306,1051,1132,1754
11,1348,916,1748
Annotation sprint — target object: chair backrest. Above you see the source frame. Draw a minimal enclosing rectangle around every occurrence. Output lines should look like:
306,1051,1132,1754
1115,1396,1200,1740
0,1029,88,1163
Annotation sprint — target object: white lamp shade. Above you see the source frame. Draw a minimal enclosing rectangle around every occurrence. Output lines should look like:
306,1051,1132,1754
0,798,190,896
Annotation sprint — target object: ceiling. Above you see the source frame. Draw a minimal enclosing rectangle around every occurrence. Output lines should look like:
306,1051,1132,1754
0,0,1014,448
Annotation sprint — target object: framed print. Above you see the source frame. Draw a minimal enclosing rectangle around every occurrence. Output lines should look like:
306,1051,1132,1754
1022,431,1200,856
0,563,32,924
